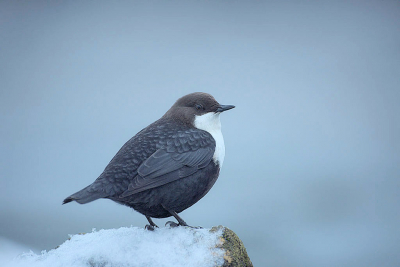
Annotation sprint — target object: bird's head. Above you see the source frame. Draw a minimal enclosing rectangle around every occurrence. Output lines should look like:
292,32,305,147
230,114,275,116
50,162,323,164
163,92,235,130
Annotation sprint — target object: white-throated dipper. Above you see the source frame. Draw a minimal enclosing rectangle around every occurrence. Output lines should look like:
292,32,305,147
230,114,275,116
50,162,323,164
63,92,234,229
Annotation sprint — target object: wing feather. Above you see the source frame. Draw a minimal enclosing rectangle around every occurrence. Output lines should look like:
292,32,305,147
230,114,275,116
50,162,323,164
120,132,214,198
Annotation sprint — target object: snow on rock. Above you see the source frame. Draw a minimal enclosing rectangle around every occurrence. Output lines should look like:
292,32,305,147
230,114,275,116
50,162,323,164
9,226,226,267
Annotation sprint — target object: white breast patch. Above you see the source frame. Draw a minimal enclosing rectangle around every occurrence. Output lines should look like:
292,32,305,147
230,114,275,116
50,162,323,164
194,112,225,167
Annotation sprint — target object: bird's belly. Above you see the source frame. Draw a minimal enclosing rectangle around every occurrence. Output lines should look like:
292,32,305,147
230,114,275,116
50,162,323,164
114,162,220,218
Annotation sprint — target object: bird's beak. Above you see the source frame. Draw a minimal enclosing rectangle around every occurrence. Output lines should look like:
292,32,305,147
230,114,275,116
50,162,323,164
216,105,235,113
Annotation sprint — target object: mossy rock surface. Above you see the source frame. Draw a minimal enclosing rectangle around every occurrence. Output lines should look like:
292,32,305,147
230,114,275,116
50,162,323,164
211,226,253,267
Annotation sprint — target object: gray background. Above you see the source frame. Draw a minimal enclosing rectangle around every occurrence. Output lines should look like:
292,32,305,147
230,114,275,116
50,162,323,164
1,1,399,266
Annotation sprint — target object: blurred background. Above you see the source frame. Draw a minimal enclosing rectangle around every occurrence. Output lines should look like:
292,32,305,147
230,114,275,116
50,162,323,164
1,1,399,266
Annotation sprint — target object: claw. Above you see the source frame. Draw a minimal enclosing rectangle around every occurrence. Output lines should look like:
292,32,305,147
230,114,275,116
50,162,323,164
165,221,179,228
145,224,156,231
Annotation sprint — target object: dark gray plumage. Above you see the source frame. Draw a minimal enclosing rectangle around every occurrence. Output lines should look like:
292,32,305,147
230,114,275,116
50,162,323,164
63,92,234,228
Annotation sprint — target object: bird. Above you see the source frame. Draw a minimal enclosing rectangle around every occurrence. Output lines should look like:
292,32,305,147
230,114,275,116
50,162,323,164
63,92,234,229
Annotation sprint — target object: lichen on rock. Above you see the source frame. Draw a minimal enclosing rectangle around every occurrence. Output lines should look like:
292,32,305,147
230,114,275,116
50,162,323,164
211,225,253,267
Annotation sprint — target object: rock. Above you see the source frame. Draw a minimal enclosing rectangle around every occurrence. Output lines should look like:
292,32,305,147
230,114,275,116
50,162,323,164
14,226,252,267
212,226,253,267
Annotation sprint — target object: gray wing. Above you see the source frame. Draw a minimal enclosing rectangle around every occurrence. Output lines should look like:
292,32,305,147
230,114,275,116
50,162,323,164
120,133,215,197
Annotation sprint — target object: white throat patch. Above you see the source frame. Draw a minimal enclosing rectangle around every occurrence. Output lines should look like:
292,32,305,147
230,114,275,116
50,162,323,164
194,112,225,167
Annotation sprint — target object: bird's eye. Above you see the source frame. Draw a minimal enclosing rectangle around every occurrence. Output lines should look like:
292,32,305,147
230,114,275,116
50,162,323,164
195,104,203,110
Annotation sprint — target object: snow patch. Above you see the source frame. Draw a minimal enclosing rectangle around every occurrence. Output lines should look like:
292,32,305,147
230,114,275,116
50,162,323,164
0,237,31,267
8,227,225,267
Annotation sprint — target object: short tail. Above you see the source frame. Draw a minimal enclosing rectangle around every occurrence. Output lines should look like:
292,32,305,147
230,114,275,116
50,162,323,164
63,185,107,205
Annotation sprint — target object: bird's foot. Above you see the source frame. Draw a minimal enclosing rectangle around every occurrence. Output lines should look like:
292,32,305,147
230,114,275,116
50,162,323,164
165,221,202,229
165,221,180,228
145,224,158,231
189,225,203,229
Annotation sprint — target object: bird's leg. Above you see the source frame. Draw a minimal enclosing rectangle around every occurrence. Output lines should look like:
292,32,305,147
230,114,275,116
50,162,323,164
162,205,188,227
145,215,158,231
146,216,158,227
169,210,188,226
162,205,203,228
